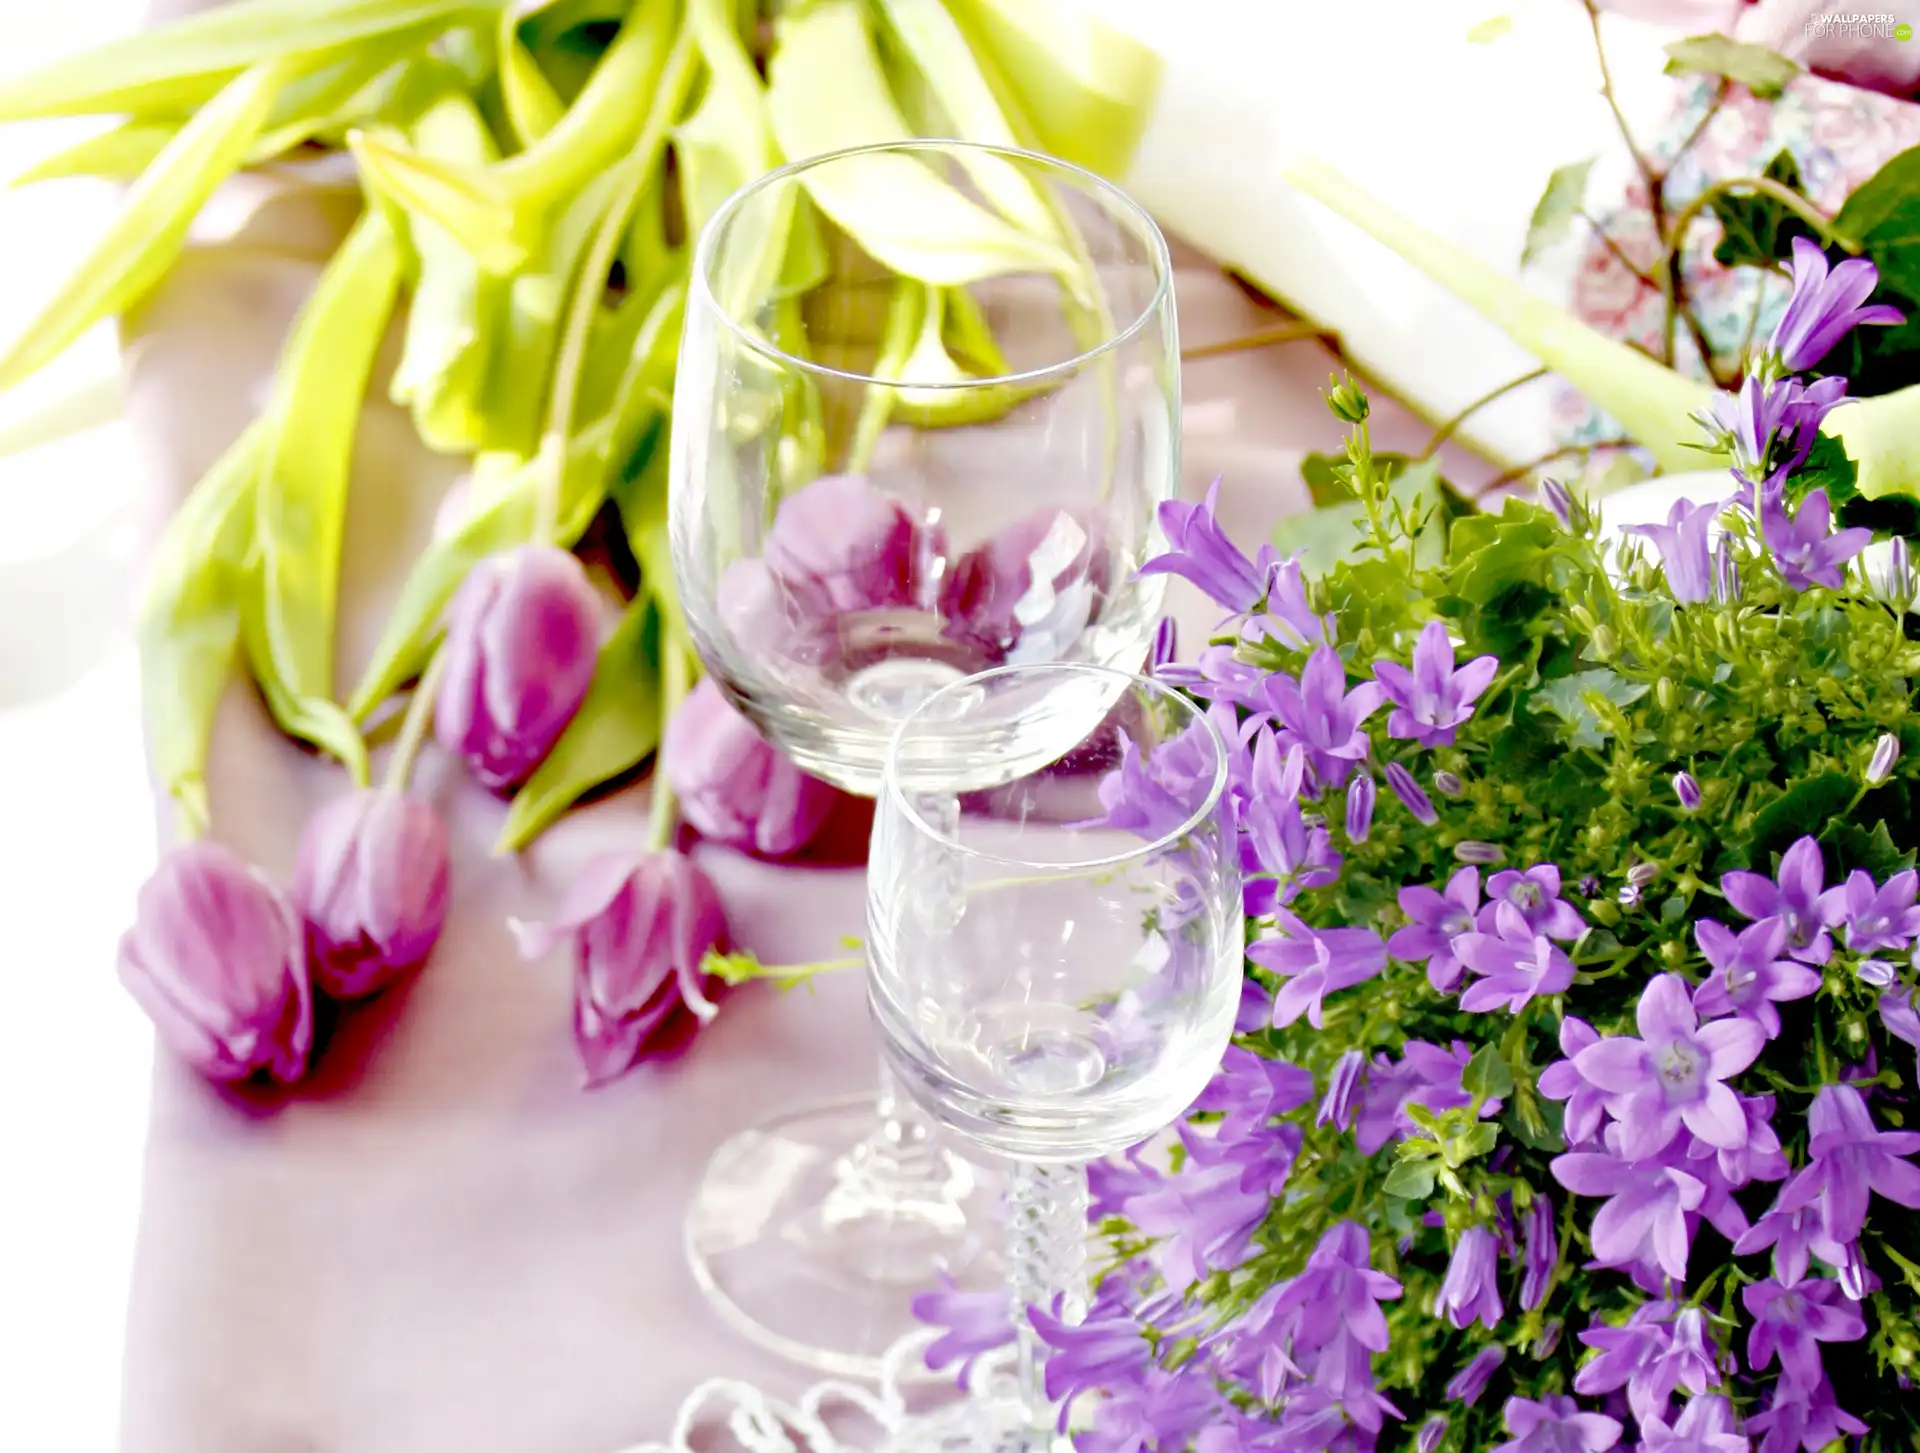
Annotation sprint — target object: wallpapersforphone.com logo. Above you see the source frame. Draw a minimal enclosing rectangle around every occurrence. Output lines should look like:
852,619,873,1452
1806,11,1914,41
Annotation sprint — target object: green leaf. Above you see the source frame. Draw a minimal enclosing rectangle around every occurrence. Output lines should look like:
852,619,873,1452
1448,1120,1501,1166
1462,1045,1515,1101
1709,149,1816,270
137,425,266,839
497,5,566,146
1510,1093,1566,1153
1522,157,1595,268
0,0,485,121
1277,457,1451,575
1833,145,1920,301
1383,1160,1437,1201
1839,489,1920,540
495,599,663,852
9,121,178,185
1749,773,1857,867
1450,508,1562,606
1663,33,1800,99
254,213,403,779
0,58,293,391
1788,431,1861,510
347,127,532,275
674,0,775,244
1530,668,1651,750
1404,1102,1442,1135
1821,819,1916,881
767,0,1079,289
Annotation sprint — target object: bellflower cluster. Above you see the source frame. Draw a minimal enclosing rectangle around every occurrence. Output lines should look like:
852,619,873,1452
937,246,1920,1453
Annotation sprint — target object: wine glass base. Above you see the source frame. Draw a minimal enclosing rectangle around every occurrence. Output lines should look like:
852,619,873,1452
879,1394,1070,1453
686,1092,1004,1380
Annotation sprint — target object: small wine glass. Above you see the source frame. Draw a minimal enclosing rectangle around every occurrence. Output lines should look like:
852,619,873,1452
869,663,1243,1445
668,140,1179,1375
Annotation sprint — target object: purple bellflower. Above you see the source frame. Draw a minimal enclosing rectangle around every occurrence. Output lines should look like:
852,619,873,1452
1436,1225,1503,1330
1551,1133,1705,1283
1690,918,1820,1039
1831,868,1920,953
1734,1200,1849,1287
1743,1277,1867,1390
1372,619,1498,747
1538,1016,1610,1146
1575,973,1766,1157
1124,1161,1271,1294
1483,864,1587,940
1774,1082,1920,1242
1354,1040,1500,1155
1267,1221,1402,1356
1193,1047,1316,1143
1027,1296,1153,1412
1446,1345,1507,1407
1636,1393,1749,1453
1627,498,1719,604
1492,1395,1622,1453
1455,903,1577,1013
911,1272,1013,1382
1251,908,1386,1029
1262,645,1385,789
1768,237,1905,374
1747,1376,1868,1453
1721,836,1839,964
1345,771,1376,842
1388,866,1481,992
1138,477,1277,615
1761,488,1872,592
1318,1049,1366,1129
1575,1302,1723,1427
1521,1194,1559,1310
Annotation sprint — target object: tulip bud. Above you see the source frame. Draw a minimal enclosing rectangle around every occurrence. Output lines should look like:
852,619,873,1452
1868,732,1900,785
291,790,452,999
117,842,313,1083
663,678,842,858
939,506,1107,666
511,851,727,1086
1673,771,1702,812
763,473,927,618
435,545,603,792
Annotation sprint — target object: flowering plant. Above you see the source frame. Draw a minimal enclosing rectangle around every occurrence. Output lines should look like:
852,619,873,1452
1010,236,1920,1450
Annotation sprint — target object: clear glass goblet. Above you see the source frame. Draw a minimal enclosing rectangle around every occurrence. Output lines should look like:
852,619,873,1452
869,664,1243,1446
668,140,1179,1375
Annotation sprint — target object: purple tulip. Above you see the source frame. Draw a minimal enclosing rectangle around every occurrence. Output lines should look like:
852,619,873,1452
291,790,451,999
117,842,312,1084
1436,1225,1503,1330
939,506,1106,664
661,678,841,859
763,473,926,618
511,851,727,1086
435,544,603,792
1768,237,1905,374
1372,620,1498,747
1626,498,1719,604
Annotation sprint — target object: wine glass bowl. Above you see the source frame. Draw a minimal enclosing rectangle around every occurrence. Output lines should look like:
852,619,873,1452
869,665,1243,1163
669,140,1179,796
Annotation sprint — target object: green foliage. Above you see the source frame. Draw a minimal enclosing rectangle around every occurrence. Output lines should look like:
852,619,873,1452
1522,157,1595,268
1662,32,1800,99
1708,148,1815,270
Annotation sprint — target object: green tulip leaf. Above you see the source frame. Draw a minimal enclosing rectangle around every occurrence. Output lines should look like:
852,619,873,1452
347,127,532,275
495,597,662,853
673,0,775,242
497,5,566,146
137,425,266,840
767,0,1077,288
10,122,178,186
0,58,294,392
253,212,403,781
0,0,488,121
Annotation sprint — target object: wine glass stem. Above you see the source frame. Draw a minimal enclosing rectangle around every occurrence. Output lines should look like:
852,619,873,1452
1008,1160,1088,1445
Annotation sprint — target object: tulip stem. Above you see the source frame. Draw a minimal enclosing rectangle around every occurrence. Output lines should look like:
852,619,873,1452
384,652,445,795
647,634,692,852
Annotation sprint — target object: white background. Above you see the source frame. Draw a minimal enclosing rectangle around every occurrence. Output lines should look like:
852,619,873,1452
0,3,156,1449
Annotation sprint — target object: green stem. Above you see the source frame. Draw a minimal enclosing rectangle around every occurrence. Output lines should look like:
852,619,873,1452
382,652,444,795
1665,175,1853,267
1420,367,1549,461
646,636,692,853
532,24,697,546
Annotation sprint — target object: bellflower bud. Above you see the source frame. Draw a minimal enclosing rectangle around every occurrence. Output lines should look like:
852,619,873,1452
1417,1417,1449,1453
1541,477,1591,534
435,544,603,792
1317,1049,1365,1129
1149,616,1179,674
1673,771,1703,812
662,678,842,859
1434,770,1465,798
117,842,313,1084
1346,771,1376,843
1880,536,1913,609
291,790,452,999
1325,375,1370,423
1868,732,1900,785
940,506,1107,665
764,473,926,618
1384,761,1439,825
511,851,727,1086
1627,862,1661,888
1454,840,1504,865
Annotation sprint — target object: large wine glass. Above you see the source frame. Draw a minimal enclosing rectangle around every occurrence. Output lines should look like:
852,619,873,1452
668,140,1178,1375
869,663,1243,1447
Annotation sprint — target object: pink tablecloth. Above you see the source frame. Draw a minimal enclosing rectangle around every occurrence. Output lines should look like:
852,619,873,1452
117,125,1489,1453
